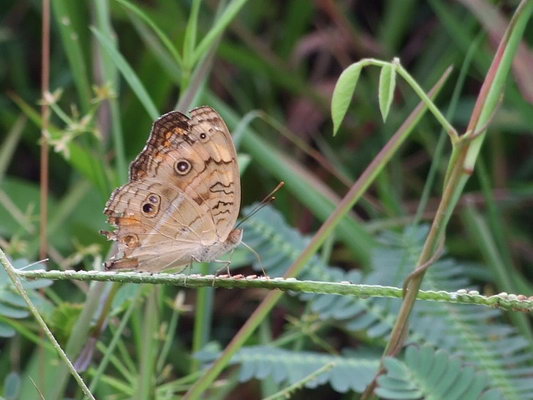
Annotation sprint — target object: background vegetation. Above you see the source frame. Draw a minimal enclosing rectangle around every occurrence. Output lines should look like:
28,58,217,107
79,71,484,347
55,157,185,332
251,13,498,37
0,1,532,399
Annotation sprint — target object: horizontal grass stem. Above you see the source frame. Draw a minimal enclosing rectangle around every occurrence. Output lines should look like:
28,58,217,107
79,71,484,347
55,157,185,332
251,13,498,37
15,269,533,313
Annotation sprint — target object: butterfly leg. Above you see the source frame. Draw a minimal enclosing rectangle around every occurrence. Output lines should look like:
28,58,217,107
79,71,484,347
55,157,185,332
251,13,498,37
214,260,232,276
211,259,232,287
183,257,198,287
241,241,268,277
213,248,235,277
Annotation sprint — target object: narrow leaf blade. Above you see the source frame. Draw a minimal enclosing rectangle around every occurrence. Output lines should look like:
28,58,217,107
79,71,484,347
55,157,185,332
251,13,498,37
91,27,159,119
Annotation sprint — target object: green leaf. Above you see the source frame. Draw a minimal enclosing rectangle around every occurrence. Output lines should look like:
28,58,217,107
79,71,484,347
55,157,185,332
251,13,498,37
183,0,201,65
68,144,110,196
4,372,20,400
383,358,408,380
331,62,363,135
479,389,506,400
378,61,397,122
0,304,28,319
0,323,15,338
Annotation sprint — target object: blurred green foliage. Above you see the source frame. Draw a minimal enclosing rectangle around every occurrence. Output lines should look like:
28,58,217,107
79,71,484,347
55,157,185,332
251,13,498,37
0,1,531,399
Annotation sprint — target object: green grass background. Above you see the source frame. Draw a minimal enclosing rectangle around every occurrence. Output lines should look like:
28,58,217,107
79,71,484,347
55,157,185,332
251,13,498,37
0,1,532,399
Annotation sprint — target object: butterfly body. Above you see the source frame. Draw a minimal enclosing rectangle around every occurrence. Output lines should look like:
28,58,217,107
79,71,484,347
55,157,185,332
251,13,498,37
102,106,241,272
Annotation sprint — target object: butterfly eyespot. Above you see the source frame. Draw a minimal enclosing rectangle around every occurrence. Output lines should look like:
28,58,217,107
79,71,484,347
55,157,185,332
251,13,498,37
122,234,139,248
141,193,161,217
199,132,207,140
175,159,192,175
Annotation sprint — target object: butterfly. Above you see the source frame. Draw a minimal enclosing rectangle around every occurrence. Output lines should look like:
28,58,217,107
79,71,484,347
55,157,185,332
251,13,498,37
101,106,242,272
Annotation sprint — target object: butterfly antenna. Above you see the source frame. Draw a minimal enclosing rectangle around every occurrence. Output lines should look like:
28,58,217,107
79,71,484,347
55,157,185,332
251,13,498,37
236,181,285,229
20,258,49,271
240,241,266,276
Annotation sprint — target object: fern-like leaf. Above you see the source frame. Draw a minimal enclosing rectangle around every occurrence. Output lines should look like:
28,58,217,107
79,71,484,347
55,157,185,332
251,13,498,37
198,345,379,393
376,345,503,400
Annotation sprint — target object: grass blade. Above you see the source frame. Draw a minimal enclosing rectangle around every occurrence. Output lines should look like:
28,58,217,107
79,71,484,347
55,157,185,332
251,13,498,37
91,27,159,119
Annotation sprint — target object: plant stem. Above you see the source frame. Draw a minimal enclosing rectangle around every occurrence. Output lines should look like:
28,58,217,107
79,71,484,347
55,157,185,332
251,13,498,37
137,288,158,400
384,149,467,359
16,267,533,312
191,263,214,373
39,0,50,261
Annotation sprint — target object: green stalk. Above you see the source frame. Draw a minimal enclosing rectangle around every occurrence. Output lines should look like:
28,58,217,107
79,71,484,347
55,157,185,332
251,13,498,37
136,288,158,400
412,33,482,225
191,0,251,65
52,0,91,113
263,362,335,400
0,116,26,183
181,0,202,89
93,0,127,184
156,294,182,373
190,263,214,373
14,268,533,311
91,27,159,120
89,287,142,391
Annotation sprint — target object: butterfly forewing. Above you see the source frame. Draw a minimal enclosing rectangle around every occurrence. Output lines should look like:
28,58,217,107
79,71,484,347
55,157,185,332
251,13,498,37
187,107,241,239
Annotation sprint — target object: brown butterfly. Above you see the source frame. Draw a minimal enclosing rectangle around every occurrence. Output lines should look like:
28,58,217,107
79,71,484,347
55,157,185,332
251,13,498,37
102,106,242,272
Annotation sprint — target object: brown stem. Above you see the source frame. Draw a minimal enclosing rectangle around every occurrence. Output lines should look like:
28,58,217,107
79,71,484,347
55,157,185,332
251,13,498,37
361,151,468,400
388,139,466,336
39,0,51,261
38,0,51,391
